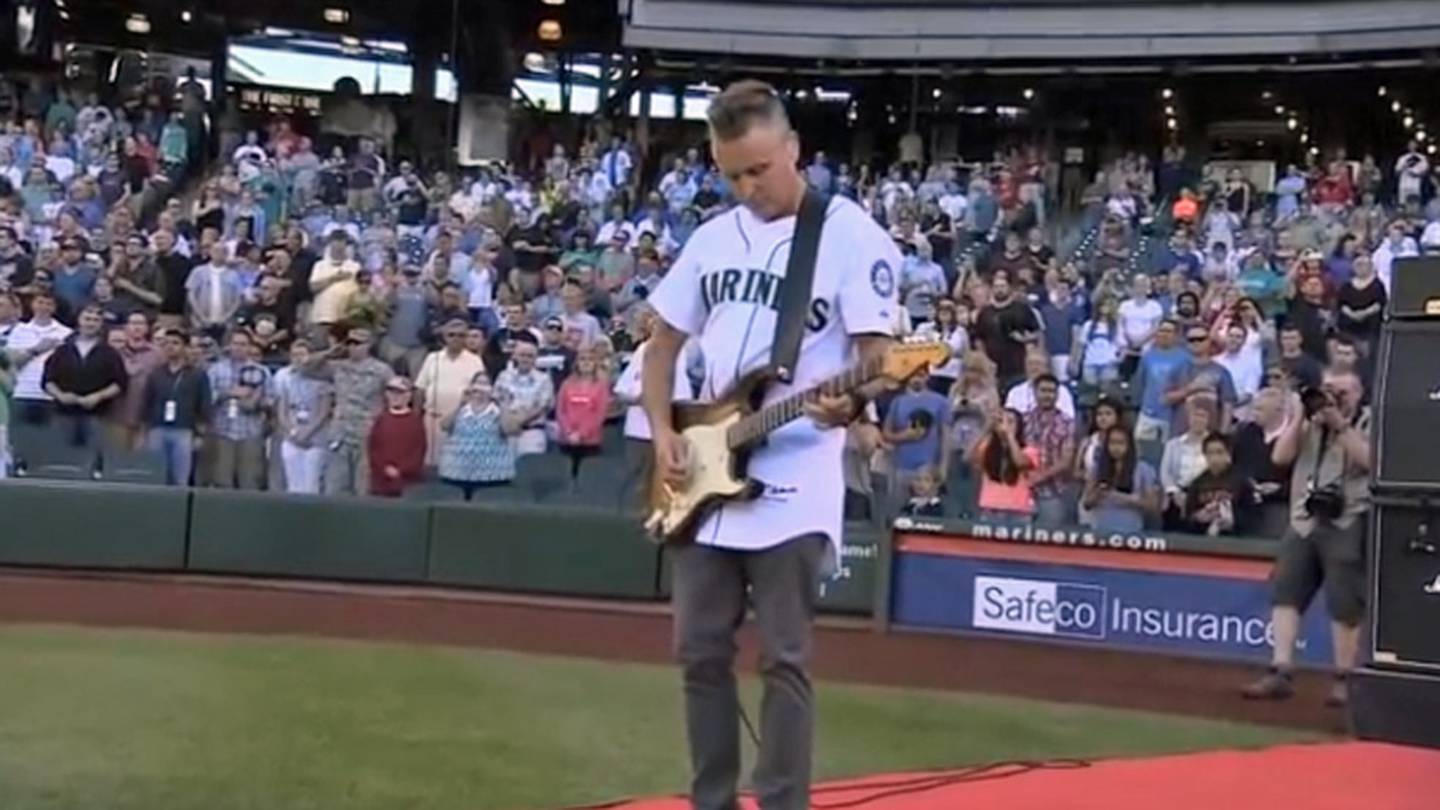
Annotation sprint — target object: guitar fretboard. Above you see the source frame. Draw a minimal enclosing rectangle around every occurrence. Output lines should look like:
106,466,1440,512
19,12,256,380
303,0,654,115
725,356,883,449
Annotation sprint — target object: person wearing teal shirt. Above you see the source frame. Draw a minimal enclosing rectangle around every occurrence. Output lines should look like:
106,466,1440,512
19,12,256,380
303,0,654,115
1235,251,1287,321
159,113,188,172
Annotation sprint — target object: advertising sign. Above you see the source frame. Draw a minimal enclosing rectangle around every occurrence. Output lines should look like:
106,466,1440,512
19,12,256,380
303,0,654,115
892,541,1334,665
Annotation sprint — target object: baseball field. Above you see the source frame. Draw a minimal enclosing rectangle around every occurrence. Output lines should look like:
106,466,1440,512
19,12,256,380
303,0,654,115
1,624,1322,810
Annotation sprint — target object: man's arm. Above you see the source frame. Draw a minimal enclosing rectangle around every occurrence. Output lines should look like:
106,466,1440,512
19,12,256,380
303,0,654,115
640,323,686,438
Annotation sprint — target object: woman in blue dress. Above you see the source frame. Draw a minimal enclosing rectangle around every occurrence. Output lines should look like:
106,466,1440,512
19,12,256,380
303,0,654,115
438,376,522,500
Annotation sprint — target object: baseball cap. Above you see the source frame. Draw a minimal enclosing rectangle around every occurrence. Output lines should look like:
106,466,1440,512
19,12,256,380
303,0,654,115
385,376,413,392
543,316,563,330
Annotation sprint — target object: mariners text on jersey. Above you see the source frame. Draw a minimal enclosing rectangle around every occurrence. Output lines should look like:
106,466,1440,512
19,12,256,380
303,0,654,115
699,267,832,332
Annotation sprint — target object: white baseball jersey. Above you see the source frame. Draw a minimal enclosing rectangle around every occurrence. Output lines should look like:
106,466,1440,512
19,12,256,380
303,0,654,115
648,195,900,560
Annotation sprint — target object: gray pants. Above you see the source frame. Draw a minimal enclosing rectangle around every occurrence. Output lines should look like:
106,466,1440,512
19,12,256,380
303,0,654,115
324,440,369,496
670,534,827,810
211,437,265,490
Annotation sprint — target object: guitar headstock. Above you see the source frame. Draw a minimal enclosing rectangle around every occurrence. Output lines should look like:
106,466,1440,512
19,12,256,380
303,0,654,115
879,337,952,382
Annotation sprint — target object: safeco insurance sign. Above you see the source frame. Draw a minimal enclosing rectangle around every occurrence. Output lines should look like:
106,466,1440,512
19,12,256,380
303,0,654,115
972,576,1108,640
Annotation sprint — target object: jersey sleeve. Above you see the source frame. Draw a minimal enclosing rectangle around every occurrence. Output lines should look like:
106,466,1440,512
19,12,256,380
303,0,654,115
838,215,902,336
646,234,706,336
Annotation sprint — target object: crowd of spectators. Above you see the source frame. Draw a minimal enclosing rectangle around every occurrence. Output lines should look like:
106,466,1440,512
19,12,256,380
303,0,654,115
0,78,1418,539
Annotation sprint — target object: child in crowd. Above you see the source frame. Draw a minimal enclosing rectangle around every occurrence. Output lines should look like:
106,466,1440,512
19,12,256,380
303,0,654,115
966,407,1039,525
367,376,426,497
555,346,611,477
901,465,945,517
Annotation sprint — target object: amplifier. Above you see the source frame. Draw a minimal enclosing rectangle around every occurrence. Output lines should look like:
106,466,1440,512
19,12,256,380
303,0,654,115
1389,256,1440,319
1369,500,1440,672
1372,322,1440,491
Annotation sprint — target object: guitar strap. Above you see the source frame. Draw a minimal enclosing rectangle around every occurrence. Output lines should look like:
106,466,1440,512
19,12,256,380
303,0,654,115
769,188,830,384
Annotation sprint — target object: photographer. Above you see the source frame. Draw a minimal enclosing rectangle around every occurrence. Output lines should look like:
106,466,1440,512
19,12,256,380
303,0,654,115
1242,371,1370,707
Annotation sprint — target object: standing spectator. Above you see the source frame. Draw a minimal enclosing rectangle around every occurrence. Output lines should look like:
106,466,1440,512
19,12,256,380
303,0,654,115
559,281,604,348
974,271,1039,390
1071,295,1123,386
152,229,192,332
5,292,72,440
1178,433,1256,536
1286,273,1333,362
495,340,555,457
110,312,162,450
41,304,127,458
1005,349,1076,418
1022,373,1075,526
916,300,968,396
140,328,210,486
1335,253,1386,359
1160,398,1215,526
1215,323,1263,417
186,242,243,340
52,238,99,319
1082,426,1161,533
883,369,952,495
1372,220,1418,293
367,376,425,497
555,346,612,477
438,375,519,499
966,407,1039,525
1276,323,1324,392
275,339,332,495
598,134,633,193
1131,319,1188,444
1164,323,1238,433
414,318,486,467
379,265,430,376
1232,386,1294,536
1394,141,1429,205
308,231,360,335
899,240,947,327
322,326,394,496
1037,278,1085,383
1117,274,1162,379
205,330,270,489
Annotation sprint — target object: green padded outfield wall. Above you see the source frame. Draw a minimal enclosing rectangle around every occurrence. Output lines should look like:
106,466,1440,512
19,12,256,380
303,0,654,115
187,490,431,581
0,480,190,569
426,503,660,598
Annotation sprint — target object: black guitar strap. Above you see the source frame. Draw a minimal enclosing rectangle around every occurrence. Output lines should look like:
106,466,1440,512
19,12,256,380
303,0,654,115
770,189,830,384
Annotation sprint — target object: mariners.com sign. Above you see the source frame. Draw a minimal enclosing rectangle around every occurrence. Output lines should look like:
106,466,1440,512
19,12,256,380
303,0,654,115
894,517,1169,553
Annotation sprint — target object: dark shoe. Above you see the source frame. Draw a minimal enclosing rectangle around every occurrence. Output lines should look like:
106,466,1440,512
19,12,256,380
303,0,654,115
1242,668,1295,700
1325,674,1348,708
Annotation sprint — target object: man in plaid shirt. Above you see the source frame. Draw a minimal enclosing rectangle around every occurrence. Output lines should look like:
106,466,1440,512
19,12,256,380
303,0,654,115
206,330,271,489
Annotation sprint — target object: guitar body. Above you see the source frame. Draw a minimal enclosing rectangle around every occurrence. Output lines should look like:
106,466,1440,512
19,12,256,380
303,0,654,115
644,378,766,544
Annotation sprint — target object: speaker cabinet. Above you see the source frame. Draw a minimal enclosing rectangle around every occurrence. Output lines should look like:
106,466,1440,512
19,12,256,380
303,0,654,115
1372,322,1440,491
1389,256,1440,319
1370,501,1440,671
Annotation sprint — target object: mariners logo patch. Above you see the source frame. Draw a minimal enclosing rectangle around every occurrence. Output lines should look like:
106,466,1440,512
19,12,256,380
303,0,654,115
870,260,895,297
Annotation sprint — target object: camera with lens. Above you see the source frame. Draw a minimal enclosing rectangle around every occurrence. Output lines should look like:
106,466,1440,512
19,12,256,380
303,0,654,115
1304,481,1346,521
1300,386,1334,419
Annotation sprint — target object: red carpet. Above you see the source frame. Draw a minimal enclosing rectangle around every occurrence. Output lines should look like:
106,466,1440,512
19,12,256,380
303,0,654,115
582,742,1439,810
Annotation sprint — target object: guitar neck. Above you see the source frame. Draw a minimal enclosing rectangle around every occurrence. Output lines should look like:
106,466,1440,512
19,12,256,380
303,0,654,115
726,356,882,449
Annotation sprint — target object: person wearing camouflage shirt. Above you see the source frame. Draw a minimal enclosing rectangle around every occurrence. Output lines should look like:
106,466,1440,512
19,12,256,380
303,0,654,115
319,326,394,495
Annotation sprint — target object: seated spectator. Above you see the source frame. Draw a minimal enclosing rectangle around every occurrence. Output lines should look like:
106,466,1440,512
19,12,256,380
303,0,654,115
900,464,945,517
883,369,952,495
555,345,611,477
965,407,1039,525
438,376,519,499
1178,433,1257,536
1004,348,1075,418
367,375,426,497
1082,426,1160,533
1161,398,1217,527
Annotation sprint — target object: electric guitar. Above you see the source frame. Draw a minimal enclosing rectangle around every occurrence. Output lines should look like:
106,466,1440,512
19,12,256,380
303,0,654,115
643,339,951,544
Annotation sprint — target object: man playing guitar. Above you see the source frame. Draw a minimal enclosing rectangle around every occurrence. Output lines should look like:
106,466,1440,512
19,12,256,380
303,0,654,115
642,80,901,810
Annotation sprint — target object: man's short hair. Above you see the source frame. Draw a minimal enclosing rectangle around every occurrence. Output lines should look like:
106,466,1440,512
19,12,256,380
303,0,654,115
707,80,790,142
1034,373,1060,390
78,303,103,319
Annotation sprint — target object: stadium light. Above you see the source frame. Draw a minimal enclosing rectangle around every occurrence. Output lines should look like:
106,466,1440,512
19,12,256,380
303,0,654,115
181,9,192,23
1308,146,1320,156
1417,130,1428,142
1429,143,1438,155
1286,117,1298,131
1163,105,1175,116
1404,115,1416,129
1392,100,1403,113
1300,132,1309,143
1273,105,1285,115
323,7,350,24
931,88,942,100
125,14,150,34
1165,118,1178,130
1022,88,1035,100
1261,90,1273,101
542,0,566,5
1378,85,1388,97
1161,87,1173,99
538,19,562,42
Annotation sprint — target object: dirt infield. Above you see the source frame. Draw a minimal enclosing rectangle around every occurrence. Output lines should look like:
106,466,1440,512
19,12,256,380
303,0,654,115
0,568,1342,733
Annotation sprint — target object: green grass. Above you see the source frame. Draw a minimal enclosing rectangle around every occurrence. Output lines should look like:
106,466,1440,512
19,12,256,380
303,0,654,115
0,625,1320,810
